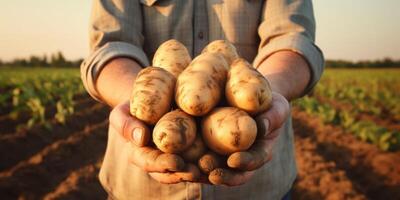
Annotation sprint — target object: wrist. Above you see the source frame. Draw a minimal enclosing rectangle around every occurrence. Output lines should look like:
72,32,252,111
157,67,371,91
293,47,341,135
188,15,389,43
96,57,143,107
264,75,292,101
256,51,311,101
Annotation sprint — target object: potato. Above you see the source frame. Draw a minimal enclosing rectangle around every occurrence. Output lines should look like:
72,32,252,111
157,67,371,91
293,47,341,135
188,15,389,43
198,151,225,174
181,135,206,162
152,39,192,78
225,58,272,115
153,109,197,153
201,40,239,65
201,107,257,155
130,67,175,125
175,52,228,116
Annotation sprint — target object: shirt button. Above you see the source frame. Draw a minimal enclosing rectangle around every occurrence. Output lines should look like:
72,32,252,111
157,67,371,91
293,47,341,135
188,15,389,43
198,31,204,39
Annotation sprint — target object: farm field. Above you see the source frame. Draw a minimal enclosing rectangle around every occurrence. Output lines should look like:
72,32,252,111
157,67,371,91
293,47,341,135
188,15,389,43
0,67,399,199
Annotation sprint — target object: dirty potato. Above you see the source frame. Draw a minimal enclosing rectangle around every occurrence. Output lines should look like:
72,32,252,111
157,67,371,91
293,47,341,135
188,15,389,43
152,39,192,78
130,67,175,125
175,52,228,116
201,107,257,155
201,40,239,65
225,58,272,115
153,110,197,153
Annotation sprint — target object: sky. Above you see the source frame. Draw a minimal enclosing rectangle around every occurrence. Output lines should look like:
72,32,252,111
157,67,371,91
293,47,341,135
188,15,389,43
0,0,399,62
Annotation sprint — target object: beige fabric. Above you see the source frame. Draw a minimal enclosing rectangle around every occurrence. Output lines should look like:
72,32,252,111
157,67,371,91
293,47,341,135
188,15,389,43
81,0,324,199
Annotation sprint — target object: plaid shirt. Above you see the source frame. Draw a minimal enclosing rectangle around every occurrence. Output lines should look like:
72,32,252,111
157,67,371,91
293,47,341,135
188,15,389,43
81,0,324,199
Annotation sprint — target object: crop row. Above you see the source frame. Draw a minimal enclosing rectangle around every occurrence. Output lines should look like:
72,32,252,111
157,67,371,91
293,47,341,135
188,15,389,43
314,81,400,121
293,96,400,151
0,67,86,130
313,69,400,122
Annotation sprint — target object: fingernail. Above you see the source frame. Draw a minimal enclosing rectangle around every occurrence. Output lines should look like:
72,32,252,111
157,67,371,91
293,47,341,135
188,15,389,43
263,119,269,133
132,128,143,145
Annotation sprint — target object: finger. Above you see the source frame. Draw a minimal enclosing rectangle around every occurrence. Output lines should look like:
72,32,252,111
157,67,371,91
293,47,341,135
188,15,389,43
227,140,272,171
149,164,201,184
109,102,150,146
130,146,185,172
208,168,254,186
198,151,226,174
256,92,289,139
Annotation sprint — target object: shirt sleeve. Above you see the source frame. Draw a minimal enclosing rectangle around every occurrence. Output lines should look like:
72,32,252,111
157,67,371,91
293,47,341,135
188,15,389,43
81,0,150,102
253,0,324,95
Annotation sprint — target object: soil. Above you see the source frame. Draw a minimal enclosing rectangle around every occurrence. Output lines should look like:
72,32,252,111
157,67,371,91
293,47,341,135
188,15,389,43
0,97,109,200
0,94,93,136
0,98,399,200
292,108,400,200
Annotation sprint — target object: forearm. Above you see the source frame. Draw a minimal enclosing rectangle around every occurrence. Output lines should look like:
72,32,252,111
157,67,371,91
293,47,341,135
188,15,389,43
256,51,311,101
96,58,143,107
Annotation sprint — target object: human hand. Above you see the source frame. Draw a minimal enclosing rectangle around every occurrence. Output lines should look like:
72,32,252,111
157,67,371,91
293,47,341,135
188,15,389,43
109,101,201,184
208,92,290,186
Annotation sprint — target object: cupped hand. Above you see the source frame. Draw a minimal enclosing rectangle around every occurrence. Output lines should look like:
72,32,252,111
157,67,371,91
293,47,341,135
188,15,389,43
109,101,201,184
208,92,290,186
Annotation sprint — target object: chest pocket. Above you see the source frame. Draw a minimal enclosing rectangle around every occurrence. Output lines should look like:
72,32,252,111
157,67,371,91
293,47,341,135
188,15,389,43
207,0,264,61
140,0,194,60
207,0,263,43
140,0,264,61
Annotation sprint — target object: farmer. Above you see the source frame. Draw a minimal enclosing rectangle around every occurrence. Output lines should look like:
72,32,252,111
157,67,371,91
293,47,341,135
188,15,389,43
81,0,324,199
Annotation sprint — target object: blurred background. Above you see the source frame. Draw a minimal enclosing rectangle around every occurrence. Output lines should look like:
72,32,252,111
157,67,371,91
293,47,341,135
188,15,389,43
0,1,399,199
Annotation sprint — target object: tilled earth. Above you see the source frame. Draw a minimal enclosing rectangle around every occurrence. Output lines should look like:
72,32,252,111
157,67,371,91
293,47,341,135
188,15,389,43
292,109,400,200
0,99,399,200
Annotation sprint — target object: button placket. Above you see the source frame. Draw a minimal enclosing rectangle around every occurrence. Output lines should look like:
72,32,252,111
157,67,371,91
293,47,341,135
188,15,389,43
198,31,204,39
193,0,209,56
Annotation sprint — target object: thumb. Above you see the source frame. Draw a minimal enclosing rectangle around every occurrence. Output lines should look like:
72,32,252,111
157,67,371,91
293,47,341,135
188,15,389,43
255,92,290,139
109,102,150,146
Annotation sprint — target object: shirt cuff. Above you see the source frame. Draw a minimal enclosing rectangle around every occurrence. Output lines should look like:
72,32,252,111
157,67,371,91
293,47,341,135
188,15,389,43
80,41,150,102
253,34,324,96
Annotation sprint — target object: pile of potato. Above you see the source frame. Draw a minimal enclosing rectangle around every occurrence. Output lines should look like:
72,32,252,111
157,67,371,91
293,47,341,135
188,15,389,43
130,39,272,183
